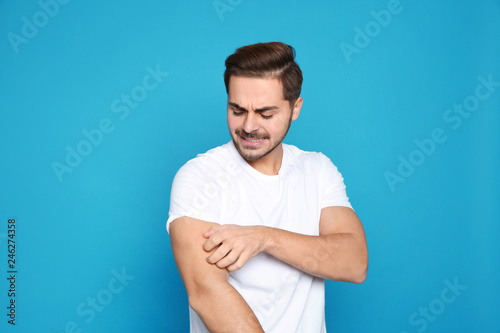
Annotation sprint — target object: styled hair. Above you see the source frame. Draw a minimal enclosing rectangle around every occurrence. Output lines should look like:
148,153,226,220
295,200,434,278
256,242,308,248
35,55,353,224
224,42,303,109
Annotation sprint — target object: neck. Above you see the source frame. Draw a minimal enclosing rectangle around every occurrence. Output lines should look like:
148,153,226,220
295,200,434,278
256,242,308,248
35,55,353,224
246,143,284,176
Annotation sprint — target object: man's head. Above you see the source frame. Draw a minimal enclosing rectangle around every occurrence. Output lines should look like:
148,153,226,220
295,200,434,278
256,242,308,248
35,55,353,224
224,42,303,110
224,42,304,166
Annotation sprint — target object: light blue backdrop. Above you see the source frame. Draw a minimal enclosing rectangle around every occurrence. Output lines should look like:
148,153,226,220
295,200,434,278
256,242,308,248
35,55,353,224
1,0,499,332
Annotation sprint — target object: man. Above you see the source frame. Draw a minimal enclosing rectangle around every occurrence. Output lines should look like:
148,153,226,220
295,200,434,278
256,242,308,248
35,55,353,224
167,42,368,332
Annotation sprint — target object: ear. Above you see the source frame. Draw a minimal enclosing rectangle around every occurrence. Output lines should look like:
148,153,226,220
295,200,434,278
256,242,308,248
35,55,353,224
291,97,303,121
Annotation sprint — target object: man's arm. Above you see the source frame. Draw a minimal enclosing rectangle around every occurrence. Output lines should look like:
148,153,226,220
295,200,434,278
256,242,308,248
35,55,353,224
169,216,264,332
203,206,368,283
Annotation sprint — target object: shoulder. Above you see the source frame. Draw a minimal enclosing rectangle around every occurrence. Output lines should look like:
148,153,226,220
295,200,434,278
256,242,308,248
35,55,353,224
174,142,239,182
284,143,332,168
283,144,344,182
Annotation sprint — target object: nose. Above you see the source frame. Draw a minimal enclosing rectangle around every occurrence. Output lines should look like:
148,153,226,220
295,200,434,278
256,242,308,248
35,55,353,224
242,112,260,133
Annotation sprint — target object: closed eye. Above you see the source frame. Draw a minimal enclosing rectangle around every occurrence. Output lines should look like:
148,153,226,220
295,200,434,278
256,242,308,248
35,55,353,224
229,104,273,119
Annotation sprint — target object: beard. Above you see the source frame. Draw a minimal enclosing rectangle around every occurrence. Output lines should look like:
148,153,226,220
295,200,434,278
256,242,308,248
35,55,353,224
231,113,293,162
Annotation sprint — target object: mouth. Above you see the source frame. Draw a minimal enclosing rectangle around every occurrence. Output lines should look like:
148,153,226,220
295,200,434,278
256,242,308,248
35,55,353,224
239,135,267,148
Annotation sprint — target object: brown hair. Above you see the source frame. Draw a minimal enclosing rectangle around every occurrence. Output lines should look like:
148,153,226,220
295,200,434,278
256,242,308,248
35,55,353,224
224,42,303,109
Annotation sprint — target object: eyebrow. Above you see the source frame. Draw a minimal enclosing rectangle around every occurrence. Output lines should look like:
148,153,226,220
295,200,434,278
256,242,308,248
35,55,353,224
228,102,279,113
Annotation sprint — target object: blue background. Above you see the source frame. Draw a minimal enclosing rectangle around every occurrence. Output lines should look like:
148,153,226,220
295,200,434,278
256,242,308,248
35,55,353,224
1,0,499,332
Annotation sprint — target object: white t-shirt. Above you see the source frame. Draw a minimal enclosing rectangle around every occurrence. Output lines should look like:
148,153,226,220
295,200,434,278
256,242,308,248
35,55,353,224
167,141,352,333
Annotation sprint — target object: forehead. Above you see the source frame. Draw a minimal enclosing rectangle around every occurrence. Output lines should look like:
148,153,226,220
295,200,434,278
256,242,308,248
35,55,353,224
228,76,285,105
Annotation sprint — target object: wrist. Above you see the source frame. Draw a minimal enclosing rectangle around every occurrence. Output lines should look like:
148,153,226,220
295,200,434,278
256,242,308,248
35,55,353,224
259,226,276,253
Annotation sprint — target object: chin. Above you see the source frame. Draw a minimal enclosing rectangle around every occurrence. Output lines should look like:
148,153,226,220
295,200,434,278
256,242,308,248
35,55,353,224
241,152,263,162
238,147,265,161
240,143,279,163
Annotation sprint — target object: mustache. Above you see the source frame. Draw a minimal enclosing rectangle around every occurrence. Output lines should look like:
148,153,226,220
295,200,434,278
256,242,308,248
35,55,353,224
235,129,269,140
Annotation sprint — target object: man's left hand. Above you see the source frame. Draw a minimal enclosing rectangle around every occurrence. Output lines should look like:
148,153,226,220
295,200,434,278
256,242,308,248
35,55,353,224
203,225,268,272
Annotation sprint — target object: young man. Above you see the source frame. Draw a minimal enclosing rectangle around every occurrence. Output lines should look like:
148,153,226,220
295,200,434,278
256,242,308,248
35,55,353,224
167,42,368,332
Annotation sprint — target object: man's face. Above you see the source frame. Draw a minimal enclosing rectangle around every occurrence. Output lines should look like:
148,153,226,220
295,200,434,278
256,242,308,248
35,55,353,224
227,76,302,163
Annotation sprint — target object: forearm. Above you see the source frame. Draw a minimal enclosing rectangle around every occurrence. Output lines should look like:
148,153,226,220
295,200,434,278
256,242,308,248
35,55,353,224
202,207,368,282
262,227,368,283
189,279,263,333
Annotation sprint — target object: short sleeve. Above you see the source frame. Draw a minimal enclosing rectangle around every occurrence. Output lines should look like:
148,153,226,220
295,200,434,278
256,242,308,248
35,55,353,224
166,158,222,232
320,154,353,210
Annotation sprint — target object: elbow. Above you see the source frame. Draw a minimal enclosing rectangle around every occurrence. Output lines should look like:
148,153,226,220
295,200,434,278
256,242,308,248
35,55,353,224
345,243,368,284
327,256,368,284
187,292,203,314
186,281,213,314
187,285,214,315
352,251,368,284
352,265,367,284
186,276,228,314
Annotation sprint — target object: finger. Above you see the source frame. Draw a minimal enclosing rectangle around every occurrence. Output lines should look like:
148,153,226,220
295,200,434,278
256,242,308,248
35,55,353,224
215,249,240,268
203,224,226,238
203,232,223,251
207,244,232,264
227,251,251,272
